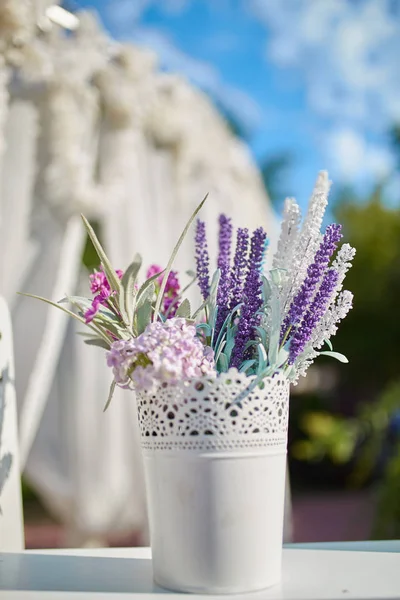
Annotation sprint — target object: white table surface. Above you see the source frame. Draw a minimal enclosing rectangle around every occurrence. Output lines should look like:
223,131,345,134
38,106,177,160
0,547,399,600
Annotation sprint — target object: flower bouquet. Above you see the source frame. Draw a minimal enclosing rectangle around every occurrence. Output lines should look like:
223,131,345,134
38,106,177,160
23,171,355,594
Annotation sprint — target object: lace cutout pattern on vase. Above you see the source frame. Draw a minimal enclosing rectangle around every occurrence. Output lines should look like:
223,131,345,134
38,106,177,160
137,370,289,452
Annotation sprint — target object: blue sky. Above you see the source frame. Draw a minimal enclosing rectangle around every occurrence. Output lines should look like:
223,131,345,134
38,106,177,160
73,0,400,209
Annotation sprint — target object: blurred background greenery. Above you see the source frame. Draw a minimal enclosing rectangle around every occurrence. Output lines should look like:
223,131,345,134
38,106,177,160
286,130,400,539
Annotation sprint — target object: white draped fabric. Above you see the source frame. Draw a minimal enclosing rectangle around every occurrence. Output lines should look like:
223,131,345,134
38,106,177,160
0,296,24,551
0,3,283,545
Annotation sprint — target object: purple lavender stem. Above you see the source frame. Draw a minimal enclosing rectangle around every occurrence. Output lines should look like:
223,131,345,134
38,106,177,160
215,214,233,338
288,268,339,364
281,223,342,341
229,227,249,312
195,219,210,301
230,227,267,369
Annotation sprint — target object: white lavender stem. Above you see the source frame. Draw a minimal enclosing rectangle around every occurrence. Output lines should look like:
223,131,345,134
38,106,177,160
272,197,301,271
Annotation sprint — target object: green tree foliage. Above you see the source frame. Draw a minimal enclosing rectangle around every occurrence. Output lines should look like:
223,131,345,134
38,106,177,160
333,188,400,403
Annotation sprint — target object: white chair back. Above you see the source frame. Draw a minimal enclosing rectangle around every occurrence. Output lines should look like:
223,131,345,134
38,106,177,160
0,296,24,550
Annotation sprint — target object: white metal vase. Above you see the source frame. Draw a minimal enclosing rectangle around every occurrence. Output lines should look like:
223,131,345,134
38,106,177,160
137,369,289,594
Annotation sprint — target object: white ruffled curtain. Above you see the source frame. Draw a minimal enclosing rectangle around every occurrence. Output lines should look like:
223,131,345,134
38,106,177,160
0,4,284,546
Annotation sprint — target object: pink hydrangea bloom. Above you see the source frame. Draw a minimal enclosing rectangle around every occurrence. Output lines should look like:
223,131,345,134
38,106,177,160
106,317,215,393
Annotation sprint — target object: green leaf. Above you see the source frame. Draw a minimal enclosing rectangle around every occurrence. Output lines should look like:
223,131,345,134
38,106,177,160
245,339,258,350
214,339,226,364
136,282,155,310
224,338,235,362
59,295,92,308
239,359,256,373
61,296,120,323
318,351,349,363
76,332,101,338
62,297,121,326
103,380,116,412
78,331,114,344
175,298,191,318
262,275,272,303
20,292,112,344
256,325,268,349
213,305,237,356
93,318,130,341
66,301,116,344
276,346,289,368
269,268,288,287
192,298,208,319
119,254,142,326
81,215,121,293
18,292,88,326
89,308,123,327
59,296,92,318
257,344,267,375
196,322,212,336
186,270,196,278
93,306,121,322
136,285,154,334
84,338,111,350
324,338,333,351
136,300,153,335
164,275,198,320
136,270,164,304
217,352,229,373
268,292,281,366
224,324,237,362
207,269,221,335
153,194,208,321
285,364,297,381
226,322,237,343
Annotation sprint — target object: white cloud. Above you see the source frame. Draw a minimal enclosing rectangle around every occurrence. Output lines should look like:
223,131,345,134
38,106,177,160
250,0,400,130
328,128,394,182
366,146,395,180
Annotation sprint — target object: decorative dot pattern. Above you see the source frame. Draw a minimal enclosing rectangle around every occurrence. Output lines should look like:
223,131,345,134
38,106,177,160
137,369,289,452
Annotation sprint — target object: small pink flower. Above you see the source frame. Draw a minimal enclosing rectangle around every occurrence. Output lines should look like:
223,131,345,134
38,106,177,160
84,296,102,323
146,264,180,317
146,264,163,281
85,266,124,323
